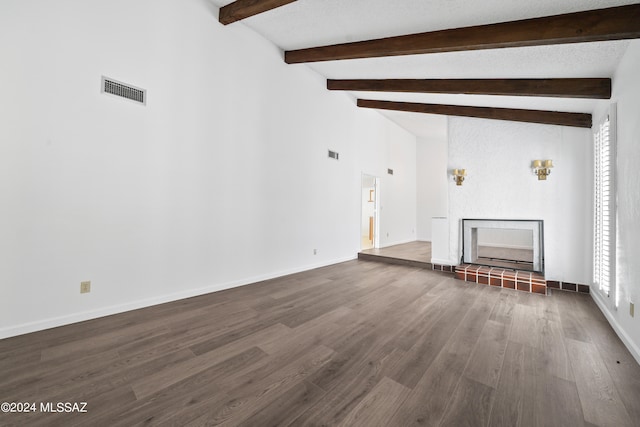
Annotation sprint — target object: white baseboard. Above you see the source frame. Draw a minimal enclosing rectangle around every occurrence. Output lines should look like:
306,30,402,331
431,258,455,266
379,237,417,249
591,290,640,365
0,255,356,340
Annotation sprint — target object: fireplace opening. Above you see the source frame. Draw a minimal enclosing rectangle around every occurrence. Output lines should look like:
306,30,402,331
462,219,544,273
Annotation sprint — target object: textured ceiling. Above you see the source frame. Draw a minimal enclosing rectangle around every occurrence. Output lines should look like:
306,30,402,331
209,0,635,137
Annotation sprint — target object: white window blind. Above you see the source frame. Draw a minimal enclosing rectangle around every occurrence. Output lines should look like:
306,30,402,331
593,109,616,303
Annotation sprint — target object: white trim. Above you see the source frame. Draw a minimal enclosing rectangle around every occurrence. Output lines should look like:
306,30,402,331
611,104,618,308
0,255,356,340
431,257,455,266
374,177,381,249
462,219,543,272
591,289,640,365
359,173,380,250
379,237,418,249
593,105,617,305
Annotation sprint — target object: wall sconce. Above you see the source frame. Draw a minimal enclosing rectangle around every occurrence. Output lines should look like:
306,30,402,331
532,160,553,180
453,169,467,186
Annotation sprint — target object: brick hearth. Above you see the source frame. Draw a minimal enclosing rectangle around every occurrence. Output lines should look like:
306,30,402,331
455,264,547,294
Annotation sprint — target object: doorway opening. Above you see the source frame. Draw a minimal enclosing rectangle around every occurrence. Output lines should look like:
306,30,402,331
361,174,379,250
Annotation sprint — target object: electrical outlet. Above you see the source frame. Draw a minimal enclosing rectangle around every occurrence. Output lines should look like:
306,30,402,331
631,302,635,318
313,249,317,255
80,281,91,294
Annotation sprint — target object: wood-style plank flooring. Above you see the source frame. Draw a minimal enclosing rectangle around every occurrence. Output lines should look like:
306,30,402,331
1,260,639,426
360,241,431,263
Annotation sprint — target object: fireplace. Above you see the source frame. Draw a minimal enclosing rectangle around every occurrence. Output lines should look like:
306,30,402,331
462,219,544,273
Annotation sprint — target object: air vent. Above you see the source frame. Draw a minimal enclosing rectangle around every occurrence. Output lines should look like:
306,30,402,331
328,150,339,160
388,168,394,175
101,76,146,105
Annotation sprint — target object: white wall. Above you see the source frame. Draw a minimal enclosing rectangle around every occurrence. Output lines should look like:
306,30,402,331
355,114,417,248
0,0,417,338
447,117,592,282
591,40,640,363
416,130,449,241
381,127,418,247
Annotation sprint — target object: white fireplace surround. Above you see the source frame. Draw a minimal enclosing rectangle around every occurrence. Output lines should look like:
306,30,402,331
462,219,544,273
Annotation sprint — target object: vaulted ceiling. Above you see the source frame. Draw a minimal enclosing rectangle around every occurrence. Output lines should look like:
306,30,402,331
210,0,639,138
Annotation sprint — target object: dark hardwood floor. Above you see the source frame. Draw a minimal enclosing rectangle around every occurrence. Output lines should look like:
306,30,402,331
1,260,639,426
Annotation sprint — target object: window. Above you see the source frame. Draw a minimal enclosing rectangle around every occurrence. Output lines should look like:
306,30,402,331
593,106,616,304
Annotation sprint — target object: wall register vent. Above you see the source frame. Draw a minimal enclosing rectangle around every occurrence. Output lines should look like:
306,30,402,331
328,150,339,160
101,76,146,105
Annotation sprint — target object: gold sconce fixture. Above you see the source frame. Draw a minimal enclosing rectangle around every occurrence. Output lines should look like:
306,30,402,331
532,159,553,180
453,169,467,186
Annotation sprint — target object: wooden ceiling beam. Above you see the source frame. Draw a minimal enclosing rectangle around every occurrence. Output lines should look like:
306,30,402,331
286,4,640,63
357,99,592,128
328,78,612,99
219,0,297,25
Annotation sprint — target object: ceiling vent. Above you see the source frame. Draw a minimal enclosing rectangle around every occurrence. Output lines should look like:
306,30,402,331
101,76,146,105
328,150,339,160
